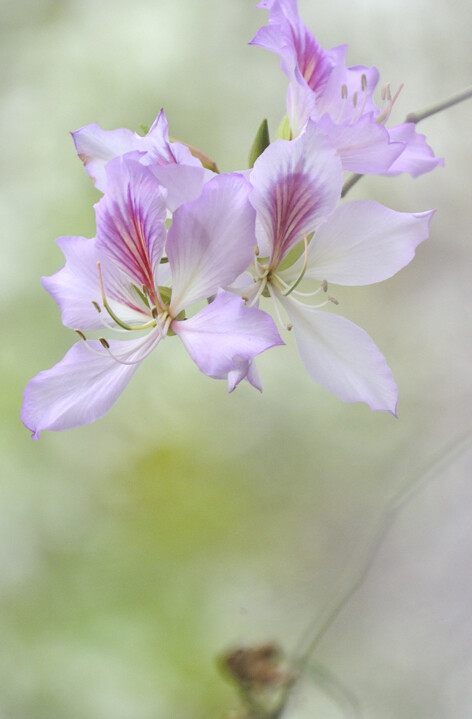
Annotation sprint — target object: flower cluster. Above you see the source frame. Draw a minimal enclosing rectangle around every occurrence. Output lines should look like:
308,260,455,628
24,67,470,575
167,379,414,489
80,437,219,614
22,0,440,438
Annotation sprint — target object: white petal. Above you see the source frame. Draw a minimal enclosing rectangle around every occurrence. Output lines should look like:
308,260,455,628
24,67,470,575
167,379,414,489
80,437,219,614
282,201,434,286
279,294,397,413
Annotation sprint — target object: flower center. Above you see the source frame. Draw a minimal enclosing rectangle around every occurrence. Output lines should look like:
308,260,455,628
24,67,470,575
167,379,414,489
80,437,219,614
72,262,181,365
241,238,339,332
337,73,368,124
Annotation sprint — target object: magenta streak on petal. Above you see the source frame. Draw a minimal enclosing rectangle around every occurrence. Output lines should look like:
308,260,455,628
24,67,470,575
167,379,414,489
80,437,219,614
99,189,160,308
287,21,333,93
270,169,318,267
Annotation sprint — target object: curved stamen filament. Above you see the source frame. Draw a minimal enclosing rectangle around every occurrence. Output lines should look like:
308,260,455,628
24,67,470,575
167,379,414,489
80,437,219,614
283,279,328,299
353,73,369,122
281,235,309,296
247,276,268,307
336,83,349,123
97,261,157,332
377,82,404,124
266,284,292,331
74,326,162,365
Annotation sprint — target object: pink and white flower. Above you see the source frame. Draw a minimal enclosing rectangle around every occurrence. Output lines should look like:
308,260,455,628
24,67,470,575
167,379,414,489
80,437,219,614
237,120,434,413
72,109,213,210
21,158,282,439
251,0,443,177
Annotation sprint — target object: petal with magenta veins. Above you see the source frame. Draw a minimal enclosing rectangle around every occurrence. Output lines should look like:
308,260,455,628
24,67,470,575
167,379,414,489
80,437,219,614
249,120,343,264
167,173,257,315
277,293,398,413
21,333,160,439
95,157,167,293
172,291,283,389
252,0,337,95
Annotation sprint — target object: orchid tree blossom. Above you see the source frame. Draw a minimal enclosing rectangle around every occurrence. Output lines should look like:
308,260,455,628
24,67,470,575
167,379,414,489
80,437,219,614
21,158,282,439
251,0,443,177
72,109,213,210
236,121,434,413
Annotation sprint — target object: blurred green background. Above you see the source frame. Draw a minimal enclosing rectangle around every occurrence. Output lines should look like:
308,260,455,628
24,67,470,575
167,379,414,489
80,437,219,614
2,1,472,717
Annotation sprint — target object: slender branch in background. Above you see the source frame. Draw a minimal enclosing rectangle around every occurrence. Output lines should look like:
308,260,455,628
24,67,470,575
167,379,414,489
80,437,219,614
272,428,472,719
405,85,472,124
340,172,363,198
341,85,472,198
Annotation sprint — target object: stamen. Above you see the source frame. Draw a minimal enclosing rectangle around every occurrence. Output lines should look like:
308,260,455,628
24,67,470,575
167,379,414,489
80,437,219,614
328,295,339,305
377,82,404,124
290,286,323,298
76,327,163,366
92,301,101,313
247,277,268,307
341,84,348,99
391,83,404,105
281,235,309,296
101,331,162,365
321,280,328,293
288,294,334,311
97,261,157,332
266,284,292,332
352,74,369,122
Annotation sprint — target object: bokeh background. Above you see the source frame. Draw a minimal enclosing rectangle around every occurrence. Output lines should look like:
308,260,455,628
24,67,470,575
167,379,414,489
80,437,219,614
2,0,472,717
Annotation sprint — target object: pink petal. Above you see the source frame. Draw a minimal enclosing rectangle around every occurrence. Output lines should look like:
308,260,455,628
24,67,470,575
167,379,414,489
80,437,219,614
149,163,213,212
72,109,203,193
318,114,404,174
167,174,256,315
42,236,104,330
385,123,444,177
252,0,337,95
278,294,398,413
72,123,146,192
21,334,159,439
172,292,283,389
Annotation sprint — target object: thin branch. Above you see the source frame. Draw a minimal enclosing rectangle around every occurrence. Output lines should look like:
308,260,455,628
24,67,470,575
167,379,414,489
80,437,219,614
405,85,472,124
273,428,472,718
341,173,363,198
